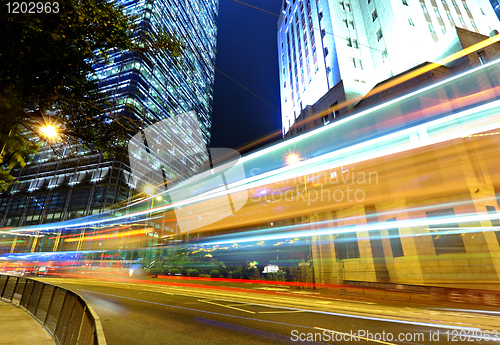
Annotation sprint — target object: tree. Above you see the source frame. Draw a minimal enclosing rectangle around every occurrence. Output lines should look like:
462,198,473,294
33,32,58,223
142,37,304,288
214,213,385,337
0,0,183,190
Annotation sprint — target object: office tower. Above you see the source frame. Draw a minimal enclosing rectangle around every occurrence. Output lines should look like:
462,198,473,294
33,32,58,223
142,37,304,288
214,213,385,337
0,0,219,229
490,0,500,20
278,0,500,135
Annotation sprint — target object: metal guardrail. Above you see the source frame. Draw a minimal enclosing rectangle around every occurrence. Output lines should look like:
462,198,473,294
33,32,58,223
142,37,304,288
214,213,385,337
0,274,106,345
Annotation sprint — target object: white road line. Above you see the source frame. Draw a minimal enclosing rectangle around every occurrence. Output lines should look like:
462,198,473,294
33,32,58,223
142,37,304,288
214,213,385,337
226,303,256,306
258,310,305,314
198,300,256,314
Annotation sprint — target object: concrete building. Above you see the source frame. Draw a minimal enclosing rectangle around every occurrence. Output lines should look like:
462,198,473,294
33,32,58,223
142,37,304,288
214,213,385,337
278,0,500,136
284,26,500,138
274,56,500,289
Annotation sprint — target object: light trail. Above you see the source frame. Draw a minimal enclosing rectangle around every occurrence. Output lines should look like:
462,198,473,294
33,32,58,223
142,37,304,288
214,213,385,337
4,54,500,273
201,211,500,246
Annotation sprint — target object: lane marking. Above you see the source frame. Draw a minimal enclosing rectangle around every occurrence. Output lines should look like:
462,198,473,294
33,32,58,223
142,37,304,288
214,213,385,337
190,296,315,313
198,300,256,314
258,310,305,314
196,317,327,345
226,303,255,306
315,327,397,345
78,289,482,332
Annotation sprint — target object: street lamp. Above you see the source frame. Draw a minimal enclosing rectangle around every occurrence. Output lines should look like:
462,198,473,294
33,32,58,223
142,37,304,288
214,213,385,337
40,125,58,139
286,152,301,165
144,185,154,196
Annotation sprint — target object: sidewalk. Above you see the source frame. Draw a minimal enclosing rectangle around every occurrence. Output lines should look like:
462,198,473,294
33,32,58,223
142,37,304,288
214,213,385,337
0,300,55,345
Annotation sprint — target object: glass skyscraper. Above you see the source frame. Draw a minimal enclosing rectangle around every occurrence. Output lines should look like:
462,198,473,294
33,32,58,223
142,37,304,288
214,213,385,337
0,0,219,230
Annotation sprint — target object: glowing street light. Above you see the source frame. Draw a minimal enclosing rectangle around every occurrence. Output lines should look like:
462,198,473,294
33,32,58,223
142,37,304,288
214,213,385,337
144,185,154,195
286,152,300,165
40,125,58,139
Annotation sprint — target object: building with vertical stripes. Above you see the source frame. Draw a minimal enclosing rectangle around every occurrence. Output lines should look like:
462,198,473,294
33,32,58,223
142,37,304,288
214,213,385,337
0,0,219,232
278,0,500,135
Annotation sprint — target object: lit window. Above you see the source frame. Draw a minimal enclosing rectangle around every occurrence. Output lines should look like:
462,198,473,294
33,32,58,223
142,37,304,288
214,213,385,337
335,233,360,260
387,218,404,257
346,37,352,47
402,0,408,5
376,28,383,41
353,39,358,48
408,17,415,26
372,9,378,21
426,209,466,255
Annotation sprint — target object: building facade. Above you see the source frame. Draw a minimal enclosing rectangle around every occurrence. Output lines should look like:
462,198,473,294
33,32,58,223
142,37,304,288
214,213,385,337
0,0,219,229
278,0,500,135
490,0,500,20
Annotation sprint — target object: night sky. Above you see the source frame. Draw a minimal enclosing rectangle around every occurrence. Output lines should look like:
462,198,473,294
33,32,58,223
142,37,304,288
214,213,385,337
210,0,283,152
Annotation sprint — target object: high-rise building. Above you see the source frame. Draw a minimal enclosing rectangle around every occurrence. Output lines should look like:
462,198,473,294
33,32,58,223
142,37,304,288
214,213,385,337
490,0,500,20
0,0,219,229
278,0,500,135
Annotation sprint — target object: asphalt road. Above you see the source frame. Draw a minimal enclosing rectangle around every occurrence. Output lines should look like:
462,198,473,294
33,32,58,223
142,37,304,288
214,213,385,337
39,277,500,345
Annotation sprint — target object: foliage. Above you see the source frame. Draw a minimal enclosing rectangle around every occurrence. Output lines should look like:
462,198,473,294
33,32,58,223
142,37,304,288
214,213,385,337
217,267,230,278
267,270,287,282
0,0,183,189
169,268,180,275
209,270,221,278
0,170,18,192
188,269,199,277
230,270,241,279
166,249,194,268
149,267,163,277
